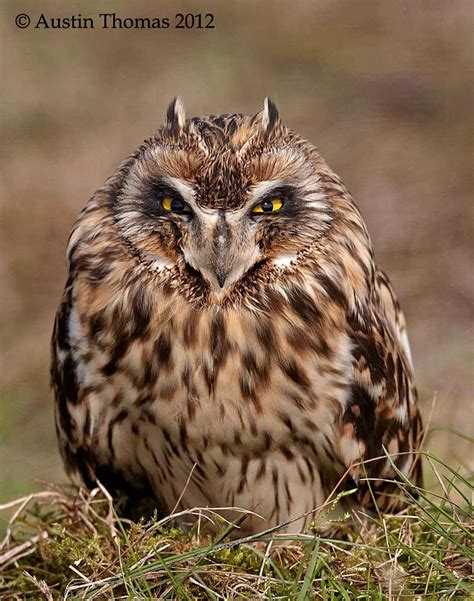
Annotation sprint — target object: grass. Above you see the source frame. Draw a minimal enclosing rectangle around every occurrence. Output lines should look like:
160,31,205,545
0,451,472,599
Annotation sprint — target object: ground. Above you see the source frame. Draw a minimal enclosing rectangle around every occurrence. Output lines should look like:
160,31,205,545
1,450,472,599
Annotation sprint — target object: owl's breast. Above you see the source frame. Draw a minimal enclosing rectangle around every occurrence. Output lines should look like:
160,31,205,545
63,274,354,487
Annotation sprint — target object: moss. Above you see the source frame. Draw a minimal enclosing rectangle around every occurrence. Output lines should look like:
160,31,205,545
0,468,472,599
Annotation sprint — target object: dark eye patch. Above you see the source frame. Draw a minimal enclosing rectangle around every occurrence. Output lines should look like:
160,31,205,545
251,185,298,217
141,179,188,219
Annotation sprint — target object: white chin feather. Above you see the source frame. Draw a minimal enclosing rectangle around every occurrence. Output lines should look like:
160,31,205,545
272,253,298,267
145,253,175,270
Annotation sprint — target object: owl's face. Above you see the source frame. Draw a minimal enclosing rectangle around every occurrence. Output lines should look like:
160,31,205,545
114,99,334,302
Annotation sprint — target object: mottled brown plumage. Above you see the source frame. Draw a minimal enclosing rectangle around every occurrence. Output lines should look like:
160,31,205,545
51,98,422,535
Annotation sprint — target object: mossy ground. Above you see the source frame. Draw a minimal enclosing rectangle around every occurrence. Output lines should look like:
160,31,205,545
0,452,472,599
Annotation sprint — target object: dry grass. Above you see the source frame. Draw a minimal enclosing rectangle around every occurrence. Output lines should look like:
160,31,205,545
1,451,472,599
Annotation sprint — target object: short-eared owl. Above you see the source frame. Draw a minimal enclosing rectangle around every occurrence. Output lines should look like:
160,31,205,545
52,98,422,534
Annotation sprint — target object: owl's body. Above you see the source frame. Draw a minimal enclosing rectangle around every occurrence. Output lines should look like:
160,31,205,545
52,100,422,535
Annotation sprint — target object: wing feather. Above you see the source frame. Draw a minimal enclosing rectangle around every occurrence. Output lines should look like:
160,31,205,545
51,277,96,487
338,269,423,511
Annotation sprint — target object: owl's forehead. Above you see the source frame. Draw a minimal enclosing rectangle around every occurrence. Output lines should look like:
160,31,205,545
143,131,312,209
192,151,258,209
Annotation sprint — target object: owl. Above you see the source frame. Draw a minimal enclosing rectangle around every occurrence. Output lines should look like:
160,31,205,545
51,98,423,535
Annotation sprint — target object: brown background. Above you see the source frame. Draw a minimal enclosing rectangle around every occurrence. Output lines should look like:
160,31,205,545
1,0,472,503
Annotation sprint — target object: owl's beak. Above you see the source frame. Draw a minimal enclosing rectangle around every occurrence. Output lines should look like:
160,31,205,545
205,243,249,292
183,211,261,294
216,270,227,289
210,215,260,292
186,252,237,292
204,245,258,293
185,237,259,293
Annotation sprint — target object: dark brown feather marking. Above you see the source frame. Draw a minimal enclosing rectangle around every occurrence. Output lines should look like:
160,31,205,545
279,358,311,390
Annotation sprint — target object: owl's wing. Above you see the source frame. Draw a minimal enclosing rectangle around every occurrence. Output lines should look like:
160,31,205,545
375,270,414,370
338,269,423,511
51,276,97,488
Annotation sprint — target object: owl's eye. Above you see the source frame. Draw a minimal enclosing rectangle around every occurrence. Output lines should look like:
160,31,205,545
161,195,192,215
252,198,284,215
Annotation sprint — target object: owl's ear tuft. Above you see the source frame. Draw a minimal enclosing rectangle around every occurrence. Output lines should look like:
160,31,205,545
261,97,280,136
166,97,186,135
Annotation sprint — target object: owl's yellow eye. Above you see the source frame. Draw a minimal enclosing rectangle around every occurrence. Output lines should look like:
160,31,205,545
162,196,191,215
252,198,284,214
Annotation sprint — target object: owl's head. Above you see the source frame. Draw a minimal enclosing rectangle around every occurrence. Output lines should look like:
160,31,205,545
113,98,344,302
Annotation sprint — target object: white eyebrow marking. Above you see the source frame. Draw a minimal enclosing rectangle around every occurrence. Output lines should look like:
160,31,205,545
163,176,196,204
249,180,285,203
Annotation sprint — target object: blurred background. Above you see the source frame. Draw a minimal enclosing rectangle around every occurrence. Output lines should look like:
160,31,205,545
1,0,472,504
